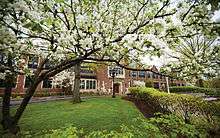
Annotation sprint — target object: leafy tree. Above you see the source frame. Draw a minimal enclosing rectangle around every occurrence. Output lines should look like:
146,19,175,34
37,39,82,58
204,77,220,88
0,0,219,134
162,35,220,83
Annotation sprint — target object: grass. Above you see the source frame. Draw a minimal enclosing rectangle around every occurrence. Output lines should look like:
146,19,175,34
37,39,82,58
0,97,143,135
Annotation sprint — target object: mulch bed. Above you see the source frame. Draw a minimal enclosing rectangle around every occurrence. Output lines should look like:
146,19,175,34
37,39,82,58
122,96,156,118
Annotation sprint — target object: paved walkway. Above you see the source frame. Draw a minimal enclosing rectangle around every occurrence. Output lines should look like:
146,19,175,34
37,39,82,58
0,96,103,107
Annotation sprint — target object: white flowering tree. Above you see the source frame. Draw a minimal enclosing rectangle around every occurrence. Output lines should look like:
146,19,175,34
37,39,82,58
161,35,220,84
53,68,75,93
0,0,219,134
53,63,81,103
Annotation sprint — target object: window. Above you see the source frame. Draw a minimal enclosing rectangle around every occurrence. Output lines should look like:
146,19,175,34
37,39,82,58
87,80,96,89
146,72,151,78
80,80,85,89
24,76,32,88
42,78,52,88
28,56,38,69
109,66,124,76
92,81,96,89
131,71,137,77
152,73,155,78
139,71,145,78
83,79,96,89
86,80,90,89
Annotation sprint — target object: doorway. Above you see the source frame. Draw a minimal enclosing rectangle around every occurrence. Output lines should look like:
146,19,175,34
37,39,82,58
113,83,120,93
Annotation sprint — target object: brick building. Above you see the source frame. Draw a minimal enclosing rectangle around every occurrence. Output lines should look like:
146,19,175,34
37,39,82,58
0,56,185,96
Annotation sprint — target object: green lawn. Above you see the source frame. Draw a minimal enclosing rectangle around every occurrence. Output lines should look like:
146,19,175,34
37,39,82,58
0,97,143,135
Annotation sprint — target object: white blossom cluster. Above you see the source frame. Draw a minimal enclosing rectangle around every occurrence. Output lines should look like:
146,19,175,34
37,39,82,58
53,69,75,88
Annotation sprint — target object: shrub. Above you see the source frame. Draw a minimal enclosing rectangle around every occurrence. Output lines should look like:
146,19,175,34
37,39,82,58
20,114,206,138
129,87,220,123
170,86,220,97
145,80,153,87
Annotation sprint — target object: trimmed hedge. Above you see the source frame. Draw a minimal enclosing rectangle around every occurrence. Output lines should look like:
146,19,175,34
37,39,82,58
170,86,220,97
129,87,220,123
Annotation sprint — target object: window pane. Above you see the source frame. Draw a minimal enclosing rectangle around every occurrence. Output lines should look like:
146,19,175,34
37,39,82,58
109,66,123,76
80,80,85,89
92,81,96,89
115,67,123,75
131,71,137,77
86,80,90,89
89,80,93,89
139,71,145,78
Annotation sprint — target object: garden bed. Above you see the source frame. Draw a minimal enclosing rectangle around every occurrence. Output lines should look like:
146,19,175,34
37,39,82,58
123,96,155,118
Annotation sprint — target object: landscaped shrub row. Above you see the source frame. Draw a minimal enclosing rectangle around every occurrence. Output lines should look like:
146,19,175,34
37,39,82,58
170,86,220,97
128,87,220,123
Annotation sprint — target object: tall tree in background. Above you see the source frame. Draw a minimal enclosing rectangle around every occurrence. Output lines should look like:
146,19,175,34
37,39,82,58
0,0,220,134
162,35,220,84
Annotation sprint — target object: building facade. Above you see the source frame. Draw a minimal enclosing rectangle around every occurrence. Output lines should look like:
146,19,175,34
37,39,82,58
0,57,186,96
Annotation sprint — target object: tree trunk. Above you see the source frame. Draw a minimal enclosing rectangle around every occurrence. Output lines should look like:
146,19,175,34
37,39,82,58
72,62,81,103
12,78,41,126
1,74,18,134
2,77,42,134
1,53,19,134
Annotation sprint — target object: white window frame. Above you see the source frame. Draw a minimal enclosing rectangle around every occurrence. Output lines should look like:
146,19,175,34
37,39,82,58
80,79,97,90
108,66,125,78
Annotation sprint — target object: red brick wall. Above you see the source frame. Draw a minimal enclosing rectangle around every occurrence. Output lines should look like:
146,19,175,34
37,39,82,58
0,64,186,96
0,74,63,96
